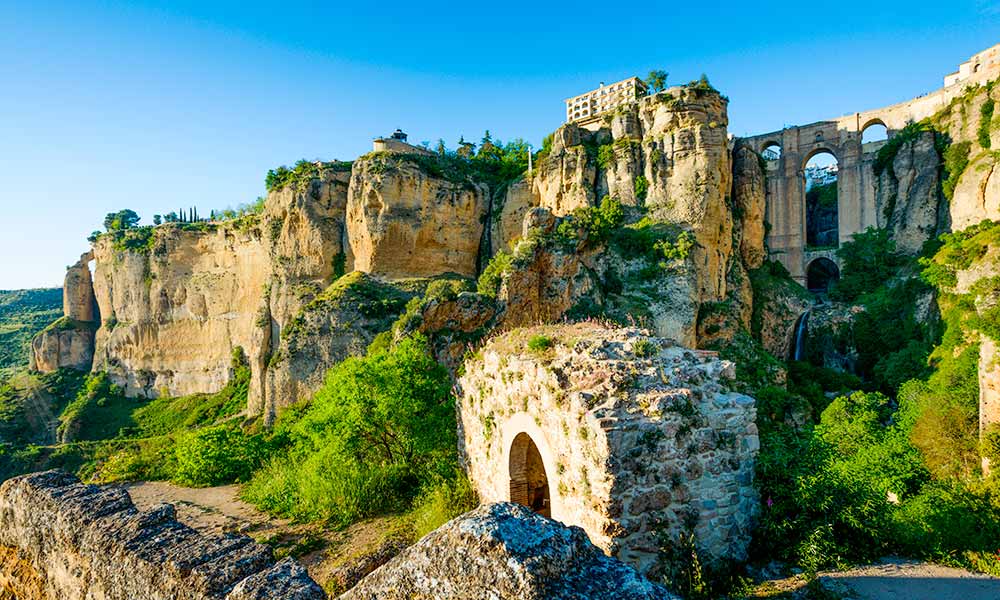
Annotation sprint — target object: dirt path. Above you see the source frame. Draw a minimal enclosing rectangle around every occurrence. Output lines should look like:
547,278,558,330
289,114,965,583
122,481,281,537
817,558,1000,600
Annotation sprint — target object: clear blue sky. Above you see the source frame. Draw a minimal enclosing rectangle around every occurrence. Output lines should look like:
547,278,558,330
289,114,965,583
1,1,998,289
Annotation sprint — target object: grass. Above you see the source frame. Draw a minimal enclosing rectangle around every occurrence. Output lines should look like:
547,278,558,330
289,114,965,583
0,289,62,374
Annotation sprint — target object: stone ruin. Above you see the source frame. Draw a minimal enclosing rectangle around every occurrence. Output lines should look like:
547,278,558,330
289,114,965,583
458,322,760,576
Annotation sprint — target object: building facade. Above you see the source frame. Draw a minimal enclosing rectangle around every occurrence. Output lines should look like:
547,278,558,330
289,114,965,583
944,43,1000,87
565,77,647,128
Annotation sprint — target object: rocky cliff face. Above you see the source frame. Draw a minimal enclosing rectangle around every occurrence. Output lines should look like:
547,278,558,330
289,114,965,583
875,131,948,254
346,154,488,279
33,84,755,418
531,86,734,305
91,224,271,398
29,253,99,373
0,470,322,600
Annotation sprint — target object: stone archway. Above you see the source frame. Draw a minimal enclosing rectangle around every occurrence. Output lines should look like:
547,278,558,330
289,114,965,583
508,432,551,517
806,257,840,293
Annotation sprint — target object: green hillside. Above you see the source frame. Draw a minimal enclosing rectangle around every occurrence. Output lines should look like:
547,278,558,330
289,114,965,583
0,289,62,375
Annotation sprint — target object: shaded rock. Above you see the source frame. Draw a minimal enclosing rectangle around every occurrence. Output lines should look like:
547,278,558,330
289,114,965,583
341,502,676,600
0,470,323,600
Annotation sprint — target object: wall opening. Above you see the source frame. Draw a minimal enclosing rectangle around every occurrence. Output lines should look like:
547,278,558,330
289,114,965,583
862,121,888,144
806,257,840,293
509,432,551,517
804,151,839,248
761,142,782,161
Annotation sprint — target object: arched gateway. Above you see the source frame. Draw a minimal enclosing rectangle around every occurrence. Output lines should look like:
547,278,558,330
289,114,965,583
508,432,551,517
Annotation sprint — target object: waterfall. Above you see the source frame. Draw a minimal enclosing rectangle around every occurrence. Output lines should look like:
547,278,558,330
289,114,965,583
792,310,810,361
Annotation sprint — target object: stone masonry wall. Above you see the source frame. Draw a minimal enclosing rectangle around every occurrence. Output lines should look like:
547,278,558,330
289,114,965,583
457,323,759,576
0,471,323,600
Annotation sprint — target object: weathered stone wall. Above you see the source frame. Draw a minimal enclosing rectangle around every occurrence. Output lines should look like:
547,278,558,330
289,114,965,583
458,323,759,576
0,470,322,600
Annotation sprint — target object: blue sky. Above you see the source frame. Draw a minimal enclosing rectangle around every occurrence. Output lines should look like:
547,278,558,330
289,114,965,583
1,1,998,289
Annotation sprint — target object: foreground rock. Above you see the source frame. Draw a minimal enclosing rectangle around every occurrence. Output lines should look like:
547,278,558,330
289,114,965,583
341,502,675,600
0,471,323,600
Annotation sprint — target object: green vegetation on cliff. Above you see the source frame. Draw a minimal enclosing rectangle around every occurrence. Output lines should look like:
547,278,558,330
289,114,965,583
243,335,465,525
0,289,61,375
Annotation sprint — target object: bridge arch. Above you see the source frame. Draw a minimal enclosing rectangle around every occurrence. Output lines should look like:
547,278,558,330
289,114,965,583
861,119,889,145
803,150,840,249
760,140,782,158
509,432,551,517
806,257,840,293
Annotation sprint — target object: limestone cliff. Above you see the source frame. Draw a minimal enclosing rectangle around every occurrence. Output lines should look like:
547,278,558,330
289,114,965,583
346,153,488,279
29,253,99,373
875,130,948,254
531,85,734,305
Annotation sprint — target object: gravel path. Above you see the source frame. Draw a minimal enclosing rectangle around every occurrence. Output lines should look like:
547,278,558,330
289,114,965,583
818,558,1000,600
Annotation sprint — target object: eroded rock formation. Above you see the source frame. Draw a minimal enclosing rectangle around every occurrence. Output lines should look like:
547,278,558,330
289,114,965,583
0,470,322,600
341,502,675,600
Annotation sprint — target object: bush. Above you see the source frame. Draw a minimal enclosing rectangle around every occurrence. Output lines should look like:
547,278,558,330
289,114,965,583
979,98,995,149
831,227,905,302
174,424,270,487
527,334,554,353
477,251,512,297
243,336,457,525
409,472,477,539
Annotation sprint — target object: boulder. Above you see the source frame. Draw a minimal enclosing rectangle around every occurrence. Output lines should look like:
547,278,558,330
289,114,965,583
341,502,676,600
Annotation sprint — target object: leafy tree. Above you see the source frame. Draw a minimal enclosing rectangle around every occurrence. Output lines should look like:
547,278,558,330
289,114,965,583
645,69,669,93
435,139,447,155
163,212,178,223
103,209,140,232
152,214,162,226
831,227,904,302
243,335,458,524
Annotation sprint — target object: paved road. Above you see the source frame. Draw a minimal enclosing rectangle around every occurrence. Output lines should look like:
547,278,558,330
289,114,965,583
819,558,1000,600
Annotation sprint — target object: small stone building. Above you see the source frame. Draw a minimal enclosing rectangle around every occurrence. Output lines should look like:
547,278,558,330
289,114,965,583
458,323,759,576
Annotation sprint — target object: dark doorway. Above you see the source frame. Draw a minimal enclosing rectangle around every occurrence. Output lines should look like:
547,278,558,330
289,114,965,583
509,432,551,517
807,258,840,293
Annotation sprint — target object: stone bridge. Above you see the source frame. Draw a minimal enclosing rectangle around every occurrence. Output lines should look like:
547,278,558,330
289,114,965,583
742,51,999,287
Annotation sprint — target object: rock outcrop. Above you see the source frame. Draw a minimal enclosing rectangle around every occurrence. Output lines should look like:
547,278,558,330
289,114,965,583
341,502,675,600
91,223,271,398
458,323,759,575
532,85,734,305
732,143,767,269
346,153,488,279
875,131,948,253
30,252,99,373
0,470,322,600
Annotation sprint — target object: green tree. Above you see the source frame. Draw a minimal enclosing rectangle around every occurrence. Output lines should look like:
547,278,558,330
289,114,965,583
152,214,162,226
103,209,140,232
645,69,669,93
831,227,904,302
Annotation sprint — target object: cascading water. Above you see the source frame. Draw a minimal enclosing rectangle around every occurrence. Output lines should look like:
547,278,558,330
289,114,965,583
792,310,810,361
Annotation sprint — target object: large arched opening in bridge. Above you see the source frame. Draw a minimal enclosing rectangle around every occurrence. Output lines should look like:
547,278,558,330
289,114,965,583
861,119,889,152
803,150,839,248
508,432,551,517
761,141,782,161
806,257,840,293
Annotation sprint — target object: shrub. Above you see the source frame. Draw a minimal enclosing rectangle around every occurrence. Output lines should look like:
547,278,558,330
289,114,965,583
477,251,513,297
942,141,972,201
831,227,905,302
632,338,658,358
979,97,995,149
243,336,457,525
174,424,270,487
409,472,477,539
634,175,649,201
527,334,554,353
